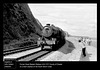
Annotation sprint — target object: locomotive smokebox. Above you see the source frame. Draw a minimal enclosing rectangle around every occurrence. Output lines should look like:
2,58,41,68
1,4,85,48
42,24,53,37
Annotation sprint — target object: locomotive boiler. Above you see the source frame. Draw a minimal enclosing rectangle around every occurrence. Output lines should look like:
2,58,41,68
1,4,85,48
37,24,66,50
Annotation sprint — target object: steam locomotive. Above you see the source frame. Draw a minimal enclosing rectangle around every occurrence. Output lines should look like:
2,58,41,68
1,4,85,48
37,24,66,50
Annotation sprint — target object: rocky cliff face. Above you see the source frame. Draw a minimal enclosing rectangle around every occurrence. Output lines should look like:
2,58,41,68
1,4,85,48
3,3,43,47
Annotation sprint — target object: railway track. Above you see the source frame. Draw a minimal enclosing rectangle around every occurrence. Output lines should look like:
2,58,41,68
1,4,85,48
3,44,38,56
17,50,52,61
3,46,53,62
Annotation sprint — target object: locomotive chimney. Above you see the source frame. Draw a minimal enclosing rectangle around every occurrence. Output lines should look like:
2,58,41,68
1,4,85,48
46,24,50,26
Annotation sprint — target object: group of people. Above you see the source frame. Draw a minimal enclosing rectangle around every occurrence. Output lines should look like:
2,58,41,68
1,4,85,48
78,37,92,57
79,37,92,46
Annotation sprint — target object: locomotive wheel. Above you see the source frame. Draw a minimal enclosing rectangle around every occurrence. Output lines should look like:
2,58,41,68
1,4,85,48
41,44,44,50
52,44,56,51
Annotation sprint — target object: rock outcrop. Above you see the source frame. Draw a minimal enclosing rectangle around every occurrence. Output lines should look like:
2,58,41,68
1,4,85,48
3,3,43,49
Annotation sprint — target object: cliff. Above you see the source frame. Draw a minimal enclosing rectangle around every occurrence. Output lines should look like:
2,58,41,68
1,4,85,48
3,3,43,50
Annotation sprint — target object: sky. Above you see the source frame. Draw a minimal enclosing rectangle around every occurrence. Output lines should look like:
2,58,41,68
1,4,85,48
28,3,97,38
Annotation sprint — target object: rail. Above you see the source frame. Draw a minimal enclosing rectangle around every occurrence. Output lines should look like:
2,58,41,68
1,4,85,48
3,44,38,56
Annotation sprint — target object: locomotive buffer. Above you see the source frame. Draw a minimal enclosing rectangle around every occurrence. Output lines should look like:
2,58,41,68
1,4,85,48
37,37,56,50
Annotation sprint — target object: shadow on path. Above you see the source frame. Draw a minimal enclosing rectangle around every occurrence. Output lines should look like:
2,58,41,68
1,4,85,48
58,40,76,54
79,51,92,61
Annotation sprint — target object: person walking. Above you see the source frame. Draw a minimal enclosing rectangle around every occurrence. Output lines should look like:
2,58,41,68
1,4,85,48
88,38,92,46
79,37,86,57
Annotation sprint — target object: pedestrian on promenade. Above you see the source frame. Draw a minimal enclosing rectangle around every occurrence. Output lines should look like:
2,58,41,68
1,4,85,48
78,37,86,57
88,38,92,46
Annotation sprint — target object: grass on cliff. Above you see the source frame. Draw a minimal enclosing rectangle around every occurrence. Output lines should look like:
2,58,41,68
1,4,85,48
3,34,40,51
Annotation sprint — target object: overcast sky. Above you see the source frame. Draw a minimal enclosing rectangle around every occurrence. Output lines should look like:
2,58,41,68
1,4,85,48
28,3,97,38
